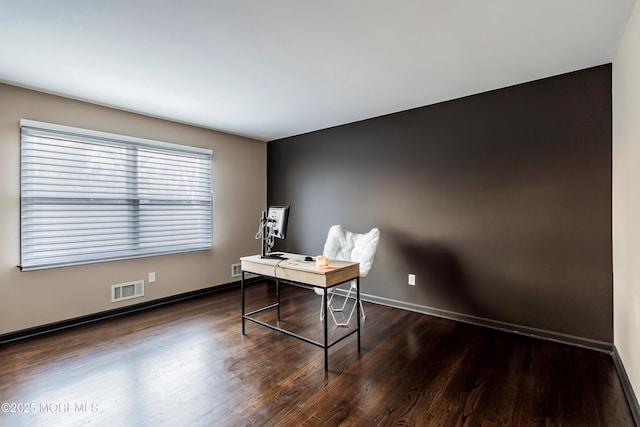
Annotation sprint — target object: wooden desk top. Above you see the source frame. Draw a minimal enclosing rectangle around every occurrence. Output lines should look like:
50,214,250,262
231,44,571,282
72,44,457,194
240,253,359,288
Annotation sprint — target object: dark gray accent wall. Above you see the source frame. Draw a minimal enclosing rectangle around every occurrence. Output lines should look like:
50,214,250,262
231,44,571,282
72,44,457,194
268,64,612,345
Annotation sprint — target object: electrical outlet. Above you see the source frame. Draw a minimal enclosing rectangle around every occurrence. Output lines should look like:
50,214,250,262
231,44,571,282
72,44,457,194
149,272,156,283
408,274,416,286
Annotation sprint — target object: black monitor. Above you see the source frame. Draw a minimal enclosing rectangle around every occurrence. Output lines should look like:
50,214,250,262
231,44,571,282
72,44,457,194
259,206,290,258
267,206,289,239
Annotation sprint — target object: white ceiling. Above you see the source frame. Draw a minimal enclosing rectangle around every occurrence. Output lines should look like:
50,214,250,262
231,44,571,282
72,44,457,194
0,1,635,141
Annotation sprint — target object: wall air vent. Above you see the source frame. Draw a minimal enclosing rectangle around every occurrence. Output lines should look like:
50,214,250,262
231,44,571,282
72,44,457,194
232,263,242,277
112,280,144,302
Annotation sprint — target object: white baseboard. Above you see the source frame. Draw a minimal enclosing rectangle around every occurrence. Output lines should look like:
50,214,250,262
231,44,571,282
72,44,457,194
331,288,612,353
613,347,640,426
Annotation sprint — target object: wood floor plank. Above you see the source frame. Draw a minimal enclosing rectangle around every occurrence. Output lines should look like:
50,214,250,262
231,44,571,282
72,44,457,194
0,282,634,426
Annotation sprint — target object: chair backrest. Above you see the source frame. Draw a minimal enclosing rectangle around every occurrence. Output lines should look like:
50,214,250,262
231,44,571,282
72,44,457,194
323,225,380,277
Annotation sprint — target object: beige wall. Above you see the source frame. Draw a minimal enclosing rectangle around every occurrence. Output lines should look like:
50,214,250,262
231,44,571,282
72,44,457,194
614,0,640,402
0,83,266,335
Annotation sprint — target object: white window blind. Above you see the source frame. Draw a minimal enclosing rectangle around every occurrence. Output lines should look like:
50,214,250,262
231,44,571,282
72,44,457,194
20,119,213,271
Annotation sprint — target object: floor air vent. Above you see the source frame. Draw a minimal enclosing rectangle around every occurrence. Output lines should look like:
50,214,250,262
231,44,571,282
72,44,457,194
112,280,144,302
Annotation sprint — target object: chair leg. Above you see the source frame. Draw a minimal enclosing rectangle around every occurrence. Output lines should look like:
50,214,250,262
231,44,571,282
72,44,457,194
323,280,366,327
330,296,361,327
319,289,335,322
329,281,358,313
330,293,366,327
330,285,351,312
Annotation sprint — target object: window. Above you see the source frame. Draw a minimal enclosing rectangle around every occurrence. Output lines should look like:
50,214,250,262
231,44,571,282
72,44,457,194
20,119,213,271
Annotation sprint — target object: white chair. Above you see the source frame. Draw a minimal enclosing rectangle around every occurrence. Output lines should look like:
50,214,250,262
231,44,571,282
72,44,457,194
314,225,380,326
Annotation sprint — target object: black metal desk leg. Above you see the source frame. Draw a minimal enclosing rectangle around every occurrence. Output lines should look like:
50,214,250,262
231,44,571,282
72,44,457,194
276,279,281,322
241,271,246,335
324,288,329,371
357,277,361,351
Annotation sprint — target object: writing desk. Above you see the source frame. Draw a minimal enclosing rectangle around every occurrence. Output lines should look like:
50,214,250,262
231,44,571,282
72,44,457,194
240,253,360,371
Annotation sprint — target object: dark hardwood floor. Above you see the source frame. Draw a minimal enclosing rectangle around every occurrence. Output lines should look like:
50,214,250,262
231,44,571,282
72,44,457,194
0,282,634,426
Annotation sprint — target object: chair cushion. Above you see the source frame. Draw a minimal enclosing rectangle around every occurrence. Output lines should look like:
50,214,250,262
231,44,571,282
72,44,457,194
323,225,380,277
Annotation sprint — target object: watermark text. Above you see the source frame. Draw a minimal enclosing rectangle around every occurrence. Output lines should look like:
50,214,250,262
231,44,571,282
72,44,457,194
1,401,99,414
